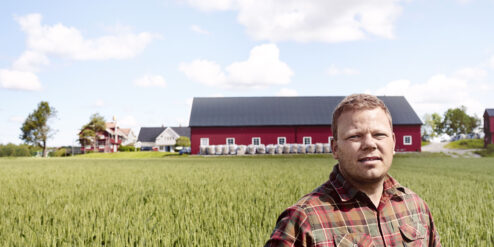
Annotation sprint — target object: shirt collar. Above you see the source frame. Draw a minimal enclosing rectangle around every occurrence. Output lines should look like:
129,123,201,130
329,164,406,202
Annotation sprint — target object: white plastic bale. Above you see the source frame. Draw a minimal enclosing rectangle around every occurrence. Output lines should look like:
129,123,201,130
247,145,256,155
298,144,306,154
307,144,315,153
315,143,323,153
283,144,291,154
267,144,275,154
229,145,237,155
257,144,266,154
222,145,228,155
200,146,207,155
237,145,246,155
207,145,215,155
276,144,283,154
290,144,298,154
323,143,331,153
215,145,223,155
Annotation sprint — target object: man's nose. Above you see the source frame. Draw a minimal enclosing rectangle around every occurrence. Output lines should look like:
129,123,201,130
361,134,377,150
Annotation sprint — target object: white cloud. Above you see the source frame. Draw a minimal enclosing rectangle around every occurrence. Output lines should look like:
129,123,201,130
185,0,403,42
0,14,157,92
190,25,210,35
372,69,490,117
12,51,50,72
15,13,156,60
179,43,293,89
9,116,24,123
134,74,167,88
276,88,298,96
0,69,42,91
326,65,360,76
489,56,494,69
457,0,473,4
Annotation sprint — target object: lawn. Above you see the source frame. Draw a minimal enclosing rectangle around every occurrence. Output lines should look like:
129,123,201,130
0,155,492,246
444,138,484,149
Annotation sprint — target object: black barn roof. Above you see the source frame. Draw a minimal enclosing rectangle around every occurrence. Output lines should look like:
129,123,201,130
189,96,422,127
485,109,494,117
137,127,190,142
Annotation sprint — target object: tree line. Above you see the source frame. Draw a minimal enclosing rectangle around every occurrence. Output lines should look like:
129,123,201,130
422,105,481,140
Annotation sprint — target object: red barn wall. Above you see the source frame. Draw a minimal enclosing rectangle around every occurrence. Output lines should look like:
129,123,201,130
191,124,421,154
393,125,421,152
485,115,494,146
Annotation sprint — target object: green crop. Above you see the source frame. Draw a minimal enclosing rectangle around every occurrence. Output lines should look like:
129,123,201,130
0,155,492,246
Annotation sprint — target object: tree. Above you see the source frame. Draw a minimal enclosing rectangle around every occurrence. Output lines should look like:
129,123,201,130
422,113,443,139
79,113,106,153
440,106,480,136
20,101,57,157
175,136,191,147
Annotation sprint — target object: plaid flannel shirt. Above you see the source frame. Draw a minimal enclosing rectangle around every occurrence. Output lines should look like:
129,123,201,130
265,165,441,247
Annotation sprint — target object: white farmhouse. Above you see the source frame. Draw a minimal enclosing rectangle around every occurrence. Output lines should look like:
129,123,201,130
137,127,190,152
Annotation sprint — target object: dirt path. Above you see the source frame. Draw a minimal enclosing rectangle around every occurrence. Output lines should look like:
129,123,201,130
422,142,481,158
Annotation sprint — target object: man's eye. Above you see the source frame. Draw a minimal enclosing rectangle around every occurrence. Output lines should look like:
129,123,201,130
374,133,387,138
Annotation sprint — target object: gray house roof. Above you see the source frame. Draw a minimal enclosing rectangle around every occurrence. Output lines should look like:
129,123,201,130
485,109,494,117
137,127,190,142
189,96,422,127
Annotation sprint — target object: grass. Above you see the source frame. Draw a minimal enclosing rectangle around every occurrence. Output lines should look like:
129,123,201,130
444,139,484,149
0,155,492,246
421,141,430,146
74,151,181,158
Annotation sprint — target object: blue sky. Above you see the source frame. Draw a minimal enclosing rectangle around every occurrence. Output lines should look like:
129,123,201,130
1,0,494,146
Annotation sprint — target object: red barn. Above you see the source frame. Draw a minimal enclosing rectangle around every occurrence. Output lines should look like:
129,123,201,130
189,96,422,154
484,109,494,147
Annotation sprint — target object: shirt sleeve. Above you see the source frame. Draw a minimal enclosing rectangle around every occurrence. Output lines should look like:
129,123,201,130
265,205,314,247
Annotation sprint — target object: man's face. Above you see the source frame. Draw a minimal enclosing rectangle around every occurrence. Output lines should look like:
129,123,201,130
331,108,396,185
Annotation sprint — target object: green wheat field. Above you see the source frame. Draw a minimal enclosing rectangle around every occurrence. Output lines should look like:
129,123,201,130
0,155,493,246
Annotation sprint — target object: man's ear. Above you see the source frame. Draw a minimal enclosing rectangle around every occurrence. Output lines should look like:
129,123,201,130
331,137,338,159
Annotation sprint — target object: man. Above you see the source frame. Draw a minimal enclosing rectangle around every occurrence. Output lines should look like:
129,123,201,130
265,94,440,246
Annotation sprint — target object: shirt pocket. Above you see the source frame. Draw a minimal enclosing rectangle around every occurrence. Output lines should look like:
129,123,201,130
334,233,374,247
399,220,427,247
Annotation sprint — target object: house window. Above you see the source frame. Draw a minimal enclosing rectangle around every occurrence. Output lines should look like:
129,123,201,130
252,137,261,145
403,135,412,145
277,137,286,145
200,138,209,146
303,137,312,145
226,138,235,145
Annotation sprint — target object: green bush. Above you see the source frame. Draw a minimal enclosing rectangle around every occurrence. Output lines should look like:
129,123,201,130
445,139,484,149
175,136,191,147
49,148,67,157
0,144,32,157
118,145,135,152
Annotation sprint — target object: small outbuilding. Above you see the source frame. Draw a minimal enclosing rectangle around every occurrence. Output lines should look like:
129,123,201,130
189,96,422,154
483,109,494,147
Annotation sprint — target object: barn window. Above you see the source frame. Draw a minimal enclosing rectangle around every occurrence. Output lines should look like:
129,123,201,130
303,137,312,145
403,135,412,145
252,137,261,145
226,138,235,145
200,138,209,146
277,137,286,145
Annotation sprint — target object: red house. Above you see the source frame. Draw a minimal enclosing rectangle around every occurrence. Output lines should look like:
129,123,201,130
189,96,422,154
484,109,494,147
81,121,136,153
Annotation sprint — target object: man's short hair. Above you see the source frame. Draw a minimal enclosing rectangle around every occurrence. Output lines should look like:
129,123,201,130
332,94,393,140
